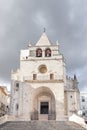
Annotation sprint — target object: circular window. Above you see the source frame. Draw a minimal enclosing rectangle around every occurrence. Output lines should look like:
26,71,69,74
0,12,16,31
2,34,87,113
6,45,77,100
39,65,47,73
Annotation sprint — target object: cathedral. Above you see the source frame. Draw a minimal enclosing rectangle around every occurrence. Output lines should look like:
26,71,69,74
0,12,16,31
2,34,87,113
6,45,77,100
10,32,80,121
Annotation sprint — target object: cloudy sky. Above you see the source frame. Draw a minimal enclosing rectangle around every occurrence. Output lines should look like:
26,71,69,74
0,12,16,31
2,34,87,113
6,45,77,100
0,0,87,92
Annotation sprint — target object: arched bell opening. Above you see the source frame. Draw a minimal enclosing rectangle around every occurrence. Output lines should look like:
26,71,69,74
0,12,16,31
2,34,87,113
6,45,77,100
45,48,51,57
36,48,42,57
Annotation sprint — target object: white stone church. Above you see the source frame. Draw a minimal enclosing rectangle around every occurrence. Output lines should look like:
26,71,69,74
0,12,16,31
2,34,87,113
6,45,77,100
10,32,80,121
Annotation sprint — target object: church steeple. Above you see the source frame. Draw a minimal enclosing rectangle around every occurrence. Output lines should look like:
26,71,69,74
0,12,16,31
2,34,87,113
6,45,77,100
36,32,51,46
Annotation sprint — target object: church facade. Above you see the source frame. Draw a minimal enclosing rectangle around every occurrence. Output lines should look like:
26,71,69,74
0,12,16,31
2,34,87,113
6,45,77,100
10,32,80,120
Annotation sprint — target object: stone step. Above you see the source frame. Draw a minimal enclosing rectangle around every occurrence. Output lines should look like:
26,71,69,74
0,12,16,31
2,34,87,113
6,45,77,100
0,121,86,130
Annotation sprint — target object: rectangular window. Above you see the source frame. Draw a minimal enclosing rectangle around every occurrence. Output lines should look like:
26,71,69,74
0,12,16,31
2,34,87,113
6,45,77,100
33,74,37,80
16,83,19,87
82,98,85,102
15,83,19,91
50,73,54,80
16,104,19,111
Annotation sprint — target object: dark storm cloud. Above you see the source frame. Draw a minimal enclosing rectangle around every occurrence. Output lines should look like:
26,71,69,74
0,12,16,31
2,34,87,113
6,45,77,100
0,0,87,91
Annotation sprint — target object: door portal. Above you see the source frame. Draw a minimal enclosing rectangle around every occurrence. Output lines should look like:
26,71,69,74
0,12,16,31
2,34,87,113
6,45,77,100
40,102,49,114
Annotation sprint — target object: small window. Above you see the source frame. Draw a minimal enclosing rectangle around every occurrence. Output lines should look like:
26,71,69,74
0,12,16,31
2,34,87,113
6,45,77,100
15,83,19,91
26,56,28,59
45,48,51,57
36,48,42,57
83,112,85,116
82,98,85,102
16,104,19,111
16,83,19,87
70,95,73,98
50,73,54,80
33,74,37,80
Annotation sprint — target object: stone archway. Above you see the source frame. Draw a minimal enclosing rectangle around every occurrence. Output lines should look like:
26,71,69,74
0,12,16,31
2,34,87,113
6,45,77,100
31,87,56,120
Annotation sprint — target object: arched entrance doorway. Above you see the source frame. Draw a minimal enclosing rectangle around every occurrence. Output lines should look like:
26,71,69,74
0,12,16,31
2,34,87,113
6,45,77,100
31,87,56,120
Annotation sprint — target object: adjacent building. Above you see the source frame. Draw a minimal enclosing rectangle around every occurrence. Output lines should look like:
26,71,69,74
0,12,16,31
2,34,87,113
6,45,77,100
0,86,8,117
80,92,87,117
10,32,80,120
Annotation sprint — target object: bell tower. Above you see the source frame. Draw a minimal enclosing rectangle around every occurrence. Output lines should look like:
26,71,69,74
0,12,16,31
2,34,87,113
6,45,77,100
18,32,66,120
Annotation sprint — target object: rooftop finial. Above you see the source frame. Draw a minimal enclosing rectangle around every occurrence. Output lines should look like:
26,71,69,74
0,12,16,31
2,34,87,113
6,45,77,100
43,27,46,32
74,74,77,81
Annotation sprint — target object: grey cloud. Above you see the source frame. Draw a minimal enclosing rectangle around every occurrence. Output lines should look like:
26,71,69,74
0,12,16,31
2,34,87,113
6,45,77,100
0,0,87,91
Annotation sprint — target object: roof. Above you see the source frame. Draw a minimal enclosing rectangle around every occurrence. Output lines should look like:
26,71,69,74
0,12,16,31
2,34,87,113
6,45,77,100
0,86,8,96
36,32,51,46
